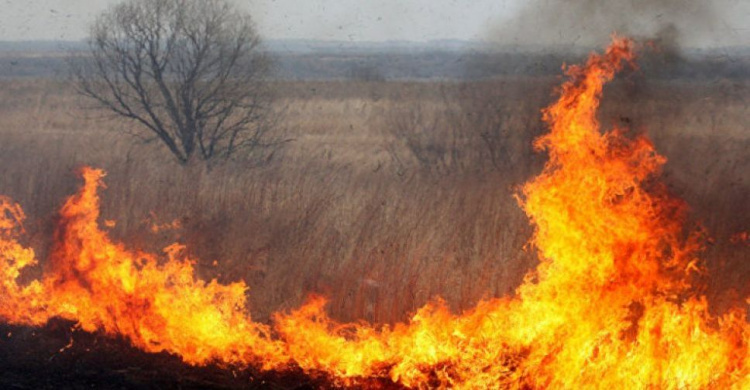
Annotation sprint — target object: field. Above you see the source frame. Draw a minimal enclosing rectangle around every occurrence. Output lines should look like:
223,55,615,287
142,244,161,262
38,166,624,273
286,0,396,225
0,74,747,328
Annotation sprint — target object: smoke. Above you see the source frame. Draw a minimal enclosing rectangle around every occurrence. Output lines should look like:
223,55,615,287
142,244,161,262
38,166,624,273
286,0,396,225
487,0,742,49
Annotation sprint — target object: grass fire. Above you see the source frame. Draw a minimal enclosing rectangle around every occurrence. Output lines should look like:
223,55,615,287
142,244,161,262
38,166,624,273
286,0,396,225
0,38,747,389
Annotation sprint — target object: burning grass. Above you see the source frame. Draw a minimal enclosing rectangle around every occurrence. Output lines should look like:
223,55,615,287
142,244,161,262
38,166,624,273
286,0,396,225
0,38,747,388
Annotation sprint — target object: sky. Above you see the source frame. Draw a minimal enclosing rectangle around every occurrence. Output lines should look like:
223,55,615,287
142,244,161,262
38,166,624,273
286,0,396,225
0,0,747,47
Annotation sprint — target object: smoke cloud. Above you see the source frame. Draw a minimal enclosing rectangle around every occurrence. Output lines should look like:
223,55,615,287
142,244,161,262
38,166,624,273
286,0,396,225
487,0,745,49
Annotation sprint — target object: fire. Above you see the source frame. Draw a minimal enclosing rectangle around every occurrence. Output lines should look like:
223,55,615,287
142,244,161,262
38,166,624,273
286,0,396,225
0,168,288,368
0,37,747,388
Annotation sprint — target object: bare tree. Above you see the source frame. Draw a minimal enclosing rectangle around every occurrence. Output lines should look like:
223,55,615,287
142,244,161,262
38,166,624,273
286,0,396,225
72,0,283,165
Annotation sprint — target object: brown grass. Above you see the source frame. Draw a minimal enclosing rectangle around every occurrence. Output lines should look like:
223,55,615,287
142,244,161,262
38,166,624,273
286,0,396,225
0,77,747,324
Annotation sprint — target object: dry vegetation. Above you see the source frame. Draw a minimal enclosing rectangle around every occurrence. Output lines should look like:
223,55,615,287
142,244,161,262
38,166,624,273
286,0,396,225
0,75,747,324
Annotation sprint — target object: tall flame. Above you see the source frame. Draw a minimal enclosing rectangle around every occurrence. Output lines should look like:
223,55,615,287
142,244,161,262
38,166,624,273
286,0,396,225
0,37,747,388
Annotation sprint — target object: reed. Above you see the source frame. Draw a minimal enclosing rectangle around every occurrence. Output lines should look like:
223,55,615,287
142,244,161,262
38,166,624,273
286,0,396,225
0,77,746,323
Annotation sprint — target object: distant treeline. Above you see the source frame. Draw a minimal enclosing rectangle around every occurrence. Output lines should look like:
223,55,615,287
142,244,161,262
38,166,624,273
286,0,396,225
0,40,748,80
271,50,750,80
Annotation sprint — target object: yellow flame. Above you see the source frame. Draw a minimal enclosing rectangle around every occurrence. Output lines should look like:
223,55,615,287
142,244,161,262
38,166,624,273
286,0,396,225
0,37,747,388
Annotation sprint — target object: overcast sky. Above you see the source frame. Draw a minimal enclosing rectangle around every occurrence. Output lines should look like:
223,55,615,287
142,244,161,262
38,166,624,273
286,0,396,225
0,0,747,47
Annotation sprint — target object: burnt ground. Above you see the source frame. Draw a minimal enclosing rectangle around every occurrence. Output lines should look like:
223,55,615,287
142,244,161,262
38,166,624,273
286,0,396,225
0,319,403,390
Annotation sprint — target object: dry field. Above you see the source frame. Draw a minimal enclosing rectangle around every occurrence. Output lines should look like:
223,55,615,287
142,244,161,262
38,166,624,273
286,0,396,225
0,75,747,324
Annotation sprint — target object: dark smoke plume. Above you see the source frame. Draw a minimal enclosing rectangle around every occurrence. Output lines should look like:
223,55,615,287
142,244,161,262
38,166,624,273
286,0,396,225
487,0,736,50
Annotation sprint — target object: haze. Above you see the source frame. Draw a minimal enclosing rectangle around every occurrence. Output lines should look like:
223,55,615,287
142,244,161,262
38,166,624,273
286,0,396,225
0,0,747,47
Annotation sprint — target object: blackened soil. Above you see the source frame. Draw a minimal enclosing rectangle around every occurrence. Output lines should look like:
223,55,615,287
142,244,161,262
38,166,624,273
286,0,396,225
0,318,395,390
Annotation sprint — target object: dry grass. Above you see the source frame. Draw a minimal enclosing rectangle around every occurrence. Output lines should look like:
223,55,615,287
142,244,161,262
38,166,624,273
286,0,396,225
0,76,747,324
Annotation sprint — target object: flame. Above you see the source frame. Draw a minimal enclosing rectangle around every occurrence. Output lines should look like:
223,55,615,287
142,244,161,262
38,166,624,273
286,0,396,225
0,168,288,369
0,37,747,388
146,212,182,233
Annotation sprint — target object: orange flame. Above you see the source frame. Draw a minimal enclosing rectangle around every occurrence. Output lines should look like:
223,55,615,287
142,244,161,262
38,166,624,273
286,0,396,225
0,168,287,369
0,37,747,388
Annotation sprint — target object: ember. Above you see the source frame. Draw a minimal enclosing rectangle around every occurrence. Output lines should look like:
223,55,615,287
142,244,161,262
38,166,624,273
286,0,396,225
1,38,747,389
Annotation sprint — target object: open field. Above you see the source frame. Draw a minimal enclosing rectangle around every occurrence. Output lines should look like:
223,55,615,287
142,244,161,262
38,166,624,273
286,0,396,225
0,75,747,326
